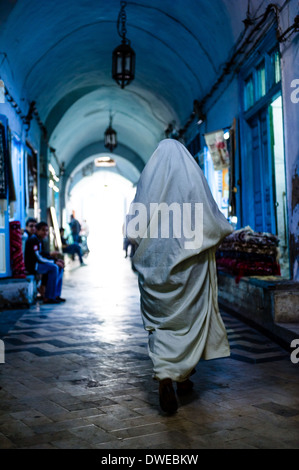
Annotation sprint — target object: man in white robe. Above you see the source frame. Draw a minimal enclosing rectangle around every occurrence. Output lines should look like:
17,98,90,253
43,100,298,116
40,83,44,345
127,139,233,413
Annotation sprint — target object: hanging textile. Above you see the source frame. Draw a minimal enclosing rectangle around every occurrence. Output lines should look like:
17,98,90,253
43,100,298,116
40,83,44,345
228,118,237,217
0,80,5,103
9,221,27,279
204,129,230,170
7,128,16,210
26,144,38,210
0,118,16,204
0,121,8,200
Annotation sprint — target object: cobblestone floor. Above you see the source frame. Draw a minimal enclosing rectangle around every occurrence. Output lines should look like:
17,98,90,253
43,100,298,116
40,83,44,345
0,247,298,449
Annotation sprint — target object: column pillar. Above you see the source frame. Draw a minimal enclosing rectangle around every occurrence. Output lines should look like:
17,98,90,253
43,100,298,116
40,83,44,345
39,138,48,222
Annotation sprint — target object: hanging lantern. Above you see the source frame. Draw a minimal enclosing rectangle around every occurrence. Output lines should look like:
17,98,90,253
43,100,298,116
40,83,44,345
112,1,135,89
104,114,117,152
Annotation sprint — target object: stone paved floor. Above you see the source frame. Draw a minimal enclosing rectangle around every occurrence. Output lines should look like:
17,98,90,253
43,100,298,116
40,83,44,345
0,246,298,450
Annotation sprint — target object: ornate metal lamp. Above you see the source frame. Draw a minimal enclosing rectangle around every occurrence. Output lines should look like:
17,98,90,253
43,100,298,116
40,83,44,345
112,1,135,89
104,113,117,152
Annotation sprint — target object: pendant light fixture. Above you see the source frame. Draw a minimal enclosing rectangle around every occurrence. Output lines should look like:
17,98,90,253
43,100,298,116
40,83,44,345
112,1,135,89
104,112,117,152
94,156,116,167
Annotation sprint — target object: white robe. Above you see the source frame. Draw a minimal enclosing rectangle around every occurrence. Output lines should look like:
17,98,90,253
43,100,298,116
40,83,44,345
128,139,233,382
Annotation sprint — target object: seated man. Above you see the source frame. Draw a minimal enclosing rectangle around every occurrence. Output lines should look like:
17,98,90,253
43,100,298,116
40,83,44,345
25,221,65,304
60,227,86,266
22,217,47,298
22,217,37,254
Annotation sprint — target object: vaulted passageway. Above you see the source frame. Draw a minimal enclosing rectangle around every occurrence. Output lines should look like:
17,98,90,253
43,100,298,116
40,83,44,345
0,0,251,178
1,1,297,278
0,0,298,450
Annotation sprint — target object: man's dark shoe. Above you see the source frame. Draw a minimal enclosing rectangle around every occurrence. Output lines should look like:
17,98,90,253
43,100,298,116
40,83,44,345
43,298,60,304
159,378,178,414
176,379,194,396
56,297,66,302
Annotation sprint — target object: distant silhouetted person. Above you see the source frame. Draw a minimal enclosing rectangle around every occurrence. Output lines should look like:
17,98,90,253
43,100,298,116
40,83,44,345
80,219,90,254
60,227,86,266
69,214,81,243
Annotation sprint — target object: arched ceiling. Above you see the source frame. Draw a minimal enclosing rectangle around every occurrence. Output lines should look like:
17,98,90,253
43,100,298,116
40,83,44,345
66,152,141,197
0,0,266,170
49,87,174,168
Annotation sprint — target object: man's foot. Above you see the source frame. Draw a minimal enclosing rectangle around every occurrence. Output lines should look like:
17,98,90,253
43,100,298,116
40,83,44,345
159,379,178,414
56,297,66,302
37,286,46,296
80,262,87,266
176,379,194,396
43,298,60,304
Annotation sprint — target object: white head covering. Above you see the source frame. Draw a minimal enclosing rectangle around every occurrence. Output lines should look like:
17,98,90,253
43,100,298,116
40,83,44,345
128,138,233,284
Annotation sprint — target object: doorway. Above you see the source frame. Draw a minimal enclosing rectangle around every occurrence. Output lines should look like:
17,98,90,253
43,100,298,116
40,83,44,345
244,94,289,277
269,95,289,277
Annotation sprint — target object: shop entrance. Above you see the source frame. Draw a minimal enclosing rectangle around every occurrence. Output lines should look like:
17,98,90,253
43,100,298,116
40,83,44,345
245,93,289,277
269,95,289,276
247,107,275,235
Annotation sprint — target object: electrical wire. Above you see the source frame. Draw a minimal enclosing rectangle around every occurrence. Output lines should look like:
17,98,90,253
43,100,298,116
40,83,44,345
178,3,290,138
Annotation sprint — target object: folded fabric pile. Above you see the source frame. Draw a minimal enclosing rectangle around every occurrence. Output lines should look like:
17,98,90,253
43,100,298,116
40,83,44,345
216,225,281,282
